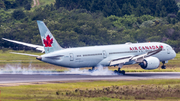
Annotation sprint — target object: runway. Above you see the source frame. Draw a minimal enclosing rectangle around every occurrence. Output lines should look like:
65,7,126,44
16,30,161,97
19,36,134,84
1,72,180,84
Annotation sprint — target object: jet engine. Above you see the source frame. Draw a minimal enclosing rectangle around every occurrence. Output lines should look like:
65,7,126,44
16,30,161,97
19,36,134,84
139,57,160,70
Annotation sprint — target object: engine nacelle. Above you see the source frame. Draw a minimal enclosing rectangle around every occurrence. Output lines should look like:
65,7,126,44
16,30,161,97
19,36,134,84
139,57,160,70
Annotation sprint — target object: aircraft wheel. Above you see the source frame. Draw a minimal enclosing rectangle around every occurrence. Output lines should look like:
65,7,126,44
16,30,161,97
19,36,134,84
114,70,118,73
161,65,166,69
88,69,93,72
114,70,125,75
121,70,125,75
89,67,95,72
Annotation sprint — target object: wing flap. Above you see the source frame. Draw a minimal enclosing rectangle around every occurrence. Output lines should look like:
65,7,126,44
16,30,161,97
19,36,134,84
110,56,132,66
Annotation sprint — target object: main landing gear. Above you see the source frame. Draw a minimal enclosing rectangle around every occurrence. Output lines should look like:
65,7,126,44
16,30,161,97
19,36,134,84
161,61,166,69
114,64,125,75
88,66,95,72
114,68,125,75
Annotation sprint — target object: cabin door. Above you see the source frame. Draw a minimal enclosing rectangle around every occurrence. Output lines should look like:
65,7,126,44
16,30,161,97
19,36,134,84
167,46,170,54
103,50,107,58
70,53,74,61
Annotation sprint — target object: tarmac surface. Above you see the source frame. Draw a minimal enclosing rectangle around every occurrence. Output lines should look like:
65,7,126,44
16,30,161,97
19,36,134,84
0,72,180,84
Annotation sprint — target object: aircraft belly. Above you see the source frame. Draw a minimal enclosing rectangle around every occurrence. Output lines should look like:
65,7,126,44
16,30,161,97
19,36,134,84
65,57,101,68
79,58,101,67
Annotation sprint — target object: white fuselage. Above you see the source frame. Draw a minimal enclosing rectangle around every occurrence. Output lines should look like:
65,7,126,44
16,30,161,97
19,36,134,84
40,42,176,68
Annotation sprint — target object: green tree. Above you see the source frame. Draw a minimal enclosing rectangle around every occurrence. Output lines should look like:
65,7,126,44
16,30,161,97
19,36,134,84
177,12,180,21
172,19,176,25
161,0,178,14
4,0,16,9
0,0,5,8
12,9,26,20
122,3,131,15
160,6,167,17
167,17,171,24
24,3,31,10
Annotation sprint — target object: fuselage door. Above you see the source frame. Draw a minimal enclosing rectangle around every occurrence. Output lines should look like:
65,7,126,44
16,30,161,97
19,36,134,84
103,50,107,58
70,53,74,61
167,46,170,54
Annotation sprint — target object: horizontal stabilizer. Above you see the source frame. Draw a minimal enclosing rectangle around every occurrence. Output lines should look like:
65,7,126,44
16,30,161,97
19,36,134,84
10,52,39,57
2,38,44,52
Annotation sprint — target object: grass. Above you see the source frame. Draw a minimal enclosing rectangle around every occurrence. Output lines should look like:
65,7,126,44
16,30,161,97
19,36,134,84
0,49,180,72
1,79,180,100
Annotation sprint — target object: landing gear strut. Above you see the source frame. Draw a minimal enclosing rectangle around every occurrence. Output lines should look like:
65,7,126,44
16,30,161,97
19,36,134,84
114,64,125,75
89,66,95,72
161,61,166,69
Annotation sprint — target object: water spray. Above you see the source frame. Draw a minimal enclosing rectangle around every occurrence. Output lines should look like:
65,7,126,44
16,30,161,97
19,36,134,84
0,64,59,74
64,65,118,75
0,64,118,75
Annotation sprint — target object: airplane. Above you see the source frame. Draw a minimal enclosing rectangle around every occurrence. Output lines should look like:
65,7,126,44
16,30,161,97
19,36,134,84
2,21,176,74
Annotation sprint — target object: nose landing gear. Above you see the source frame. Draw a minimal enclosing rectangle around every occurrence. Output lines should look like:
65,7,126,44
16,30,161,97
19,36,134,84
161,61,166,69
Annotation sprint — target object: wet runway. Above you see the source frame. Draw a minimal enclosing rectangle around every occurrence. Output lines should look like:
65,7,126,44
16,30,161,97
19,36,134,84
1,72,180,84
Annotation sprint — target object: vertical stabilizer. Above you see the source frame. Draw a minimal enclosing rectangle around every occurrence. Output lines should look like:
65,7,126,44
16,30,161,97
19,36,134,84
37,21,63,54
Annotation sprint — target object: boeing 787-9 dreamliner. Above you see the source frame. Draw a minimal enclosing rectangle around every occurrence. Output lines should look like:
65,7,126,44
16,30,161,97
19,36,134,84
2,21,176,74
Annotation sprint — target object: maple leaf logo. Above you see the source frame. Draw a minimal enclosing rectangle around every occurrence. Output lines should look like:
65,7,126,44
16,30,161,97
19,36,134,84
43,35,53,47
160,45,163,49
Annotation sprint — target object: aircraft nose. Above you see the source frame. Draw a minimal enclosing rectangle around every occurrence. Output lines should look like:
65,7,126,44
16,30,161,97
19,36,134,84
172,50,176,59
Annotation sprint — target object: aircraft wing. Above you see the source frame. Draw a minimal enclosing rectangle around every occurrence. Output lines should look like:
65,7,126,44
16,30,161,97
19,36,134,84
2,38,44,52
110,46,163,66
